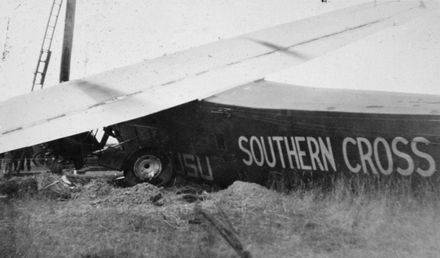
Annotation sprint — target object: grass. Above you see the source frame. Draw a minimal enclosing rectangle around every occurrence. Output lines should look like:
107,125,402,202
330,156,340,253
1,174,440,258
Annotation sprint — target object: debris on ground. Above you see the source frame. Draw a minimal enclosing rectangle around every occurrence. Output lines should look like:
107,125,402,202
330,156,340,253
74,179,164,206
0,173,79,199
36,173,80,199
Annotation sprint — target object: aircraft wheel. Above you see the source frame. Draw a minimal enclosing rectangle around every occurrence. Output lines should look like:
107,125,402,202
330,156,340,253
124,150,174,187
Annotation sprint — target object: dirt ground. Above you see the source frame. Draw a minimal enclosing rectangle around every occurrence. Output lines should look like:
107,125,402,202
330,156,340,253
1,171,440,258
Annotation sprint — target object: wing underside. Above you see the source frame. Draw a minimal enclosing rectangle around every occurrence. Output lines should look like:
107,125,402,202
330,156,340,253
0,1,434,153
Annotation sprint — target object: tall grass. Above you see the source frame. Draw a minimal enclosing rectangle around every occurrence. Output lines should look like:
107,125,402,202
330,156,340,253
1,175,440,257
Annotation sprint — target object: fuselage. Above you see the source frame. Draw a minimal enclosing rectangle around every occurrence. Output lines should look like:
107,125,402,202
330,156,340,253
105,81,440,188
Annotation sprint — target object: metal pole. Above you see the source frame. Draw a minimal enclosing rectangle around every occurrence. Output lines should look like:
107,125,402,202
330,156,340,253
59,0,76,82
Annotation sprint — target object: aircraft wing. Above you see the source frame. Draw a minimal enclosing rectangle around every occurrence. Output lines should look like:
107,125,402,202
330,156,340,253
0,1,434,153
206,80,440,115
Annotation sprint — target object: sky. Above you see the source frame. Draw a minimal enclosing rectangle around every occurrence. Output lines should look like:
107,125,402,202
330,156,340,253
0,0,439,101
267,1,440,95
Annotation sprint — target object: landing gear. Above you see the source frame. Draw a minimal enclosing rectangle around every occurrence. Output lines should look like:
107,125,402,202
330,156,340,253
124,150,174,186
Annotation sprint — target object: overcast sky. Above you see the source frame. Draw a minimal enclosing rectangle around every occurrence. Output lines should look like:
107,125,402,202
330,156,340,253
0,0,439,101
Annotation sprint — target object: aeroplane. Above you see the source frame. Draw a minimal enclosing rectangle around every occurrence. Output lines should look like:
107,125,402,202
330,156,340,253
1,1,439,188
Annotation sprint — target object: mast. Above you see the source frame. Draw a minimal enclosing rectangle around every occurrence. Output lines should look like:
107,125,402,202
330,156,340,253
59,0,76,82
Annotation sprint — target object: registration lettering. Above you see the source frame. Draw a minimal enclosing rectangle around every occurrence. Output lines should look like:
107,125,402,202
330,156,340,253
173,153,214,181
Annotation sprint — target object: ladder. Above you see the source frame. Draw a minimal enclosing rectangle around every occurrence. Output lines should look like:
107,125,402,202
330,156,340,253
31,0,63,91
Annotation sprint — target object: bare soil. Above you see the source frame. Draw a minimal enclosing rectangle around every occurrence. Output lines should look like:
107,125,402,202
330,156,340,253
1,172,440,258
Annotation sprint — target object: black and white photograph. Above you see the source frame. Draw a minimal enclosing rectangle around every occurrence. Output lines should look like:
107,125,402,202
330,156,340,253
1,0,439,257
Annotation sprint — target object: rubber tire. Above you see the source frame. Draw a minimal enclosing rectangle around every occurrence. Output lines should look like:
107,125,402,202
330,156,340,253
124,150,174,187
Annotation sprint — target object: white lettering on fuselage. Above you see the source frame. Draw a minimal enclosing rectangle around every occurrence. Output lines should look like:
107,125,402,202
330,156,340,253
343,136,436,177
239,135,437,177
238,136,336,172
174,153,213,181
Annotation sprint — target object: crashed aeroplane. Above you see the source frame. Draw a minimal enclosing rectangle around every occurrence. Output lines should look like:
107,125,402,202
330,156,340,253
1,1,439,187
